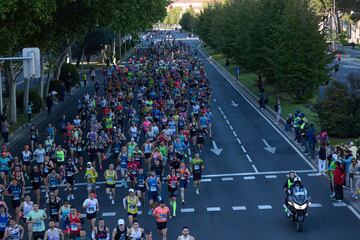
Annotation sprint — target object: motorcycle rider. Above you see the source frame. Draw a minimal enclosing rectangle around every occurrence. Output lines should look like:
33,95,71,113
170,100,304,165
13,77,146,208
283,171,297,214
285,177,310,217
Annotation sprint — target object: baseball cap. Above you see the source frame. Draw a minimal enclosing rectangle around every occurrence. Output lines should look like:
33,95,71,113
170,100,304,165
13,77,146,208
128,188,135,193
118,219,125,225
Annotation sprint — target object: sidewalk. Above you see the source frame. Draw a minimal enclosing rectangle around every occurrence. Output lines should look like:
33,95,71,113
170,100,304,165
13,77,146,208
198,44,360,214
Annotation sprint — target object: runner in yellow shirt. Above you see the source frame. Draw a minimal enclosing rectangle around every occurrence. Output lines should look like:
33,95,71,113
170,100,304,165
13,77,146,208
122,188,141,226
104,164,118,205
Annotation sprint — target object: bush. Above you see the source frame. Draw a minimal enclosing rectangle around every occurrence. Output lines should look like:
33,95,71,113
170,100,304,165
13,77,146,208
59,63,80,87
49,80,63,94
315,81,360,138
16,90,42,113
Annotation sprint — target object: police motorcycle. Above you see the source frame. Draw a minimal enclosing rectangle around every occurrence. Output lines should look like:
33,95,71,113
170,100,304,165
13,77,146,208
286,177,311,232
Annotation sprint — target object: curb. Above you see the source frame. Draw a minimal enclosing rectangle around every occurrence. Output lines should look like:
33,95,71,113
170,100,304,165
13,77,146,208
198,44,360,214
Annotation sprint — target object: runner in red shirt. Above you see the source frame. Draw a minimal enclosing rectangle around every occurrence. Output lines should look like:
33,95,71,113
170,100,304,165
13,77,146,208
153,200,170,240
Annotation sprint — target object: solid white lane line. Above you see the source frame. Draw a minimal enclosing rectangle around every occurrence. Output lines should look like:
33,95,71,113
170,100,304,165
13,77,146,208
246,154,252,163
201,179,212,182
223,115,227,120
229,125,233,130
232,206,247,211
221,111,225,115
226,120,230,124
252,164,259,173
221,177,234,181
236,138,242,144
258,205,272,210
347,205,360,220
233,131,238,137
181,208,195,213
244,176,255,180
241,145,246,153
310,203,322,208
265,175,277,179
207,207,221,212
102,212,116,217
200,49,317,171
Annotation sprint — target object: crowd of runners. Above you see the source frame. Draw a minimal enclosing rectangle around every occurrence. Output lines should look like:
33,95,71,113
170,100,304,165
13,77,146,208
0,36,205,239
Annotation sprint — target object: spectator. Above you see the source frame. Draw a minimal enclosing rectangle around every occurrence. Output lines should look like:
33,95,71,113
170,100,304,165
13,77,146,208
46,93,53,115
349,159,360,199
90,67,96,81
284,114,293,132
333,161,345,203
348,141,358,159
82,73,87,87
1,119,10,144
318,143,327,175
305,123,316,159
26,101,33,125
258,89,268,109
274,97,281,124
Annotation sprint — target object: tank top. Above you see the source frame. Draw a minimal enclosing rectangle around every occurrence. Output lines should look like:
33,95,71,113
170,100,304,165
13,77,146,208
0,213,8,231
22,151,31,163
144,143,152,153
56,150,65,163
23,201,33,219
130,228,142,240
120,152,128,168
148,177,158,192
127,196,138,214
46,228,60,240
168,175,178,188
69,213,81,233
49,174,59,188
49,200,60,217
95,226,108,240
105,170,116,185
114,226,128,240
7,225,21,240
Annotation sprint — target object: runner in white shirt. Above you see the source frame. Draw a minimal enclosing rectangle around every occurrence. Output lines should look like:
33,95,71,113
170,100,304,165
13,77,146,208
177,226,195,240
82,192,99,231
33,144,46,165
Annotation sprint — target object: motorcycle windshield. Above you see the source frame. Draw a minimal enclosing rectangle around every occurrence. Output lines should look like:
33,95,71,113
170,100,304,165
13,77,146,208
293,189,307,204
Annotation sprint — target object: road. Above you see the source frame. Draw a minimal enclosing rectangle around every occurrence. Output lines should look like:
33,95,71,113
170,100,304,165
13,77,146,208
7,31,359,239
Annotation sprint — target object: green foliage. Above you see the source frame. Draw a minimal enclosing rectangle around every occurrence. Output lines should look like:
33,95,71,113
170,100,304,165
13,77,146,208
16,90,42,113
164,7,182,25
196,0,330,101
59,64,80,87
337,31,349,45
179,7,198,32
315,81,360,137
49,80,63,94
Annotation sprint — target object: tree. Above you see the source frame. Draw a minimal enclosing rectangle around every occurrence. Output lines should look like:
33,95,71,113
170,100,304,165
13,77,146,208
179,7,198,32
274,0,330,101
164,6,182,25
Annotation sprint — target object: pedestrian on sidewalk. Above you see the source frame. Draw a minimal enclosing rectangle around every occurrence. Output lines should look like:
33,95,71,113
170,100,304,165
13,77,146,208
257,75,263,92
26,101,33,125
284,114,293,132
349,158,360,199
90,67,96,81
46,93,53,115
274,97,281,124
333,161,345,202
318,143,327,175
1,119,9,144
225,58,230,70
305,123,317,159
258,88,268,109
82,73,87,87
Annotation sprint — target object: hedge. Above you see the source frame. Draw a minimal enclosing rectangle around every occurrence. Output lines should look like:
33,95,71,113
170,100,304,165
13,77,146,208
16,90,42,113
59,63,80,87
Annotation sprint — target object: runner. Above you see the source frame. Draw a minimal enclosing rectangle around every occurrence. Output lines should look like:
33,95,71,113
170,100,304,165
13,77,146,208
136,167,147,205
46,191,61,227
92,218,110,240
82,191,99,231
0,204,9,240
122,188,141,226
6,178,22,223
146,170,161,215
190,154,205,195
166,168,179,217
127,220,144,240
21,145,32,180
26,203,47,240
44,219,64,240
65,159,79,201
104,164,118,204
4,218,24,240
152,200,170,240
84,162,98,194
46,168,60,197
112,218,128,240
68,207,82,240
118,146,129,188
178,163,190,205
30,165,42,204
176,226,195,240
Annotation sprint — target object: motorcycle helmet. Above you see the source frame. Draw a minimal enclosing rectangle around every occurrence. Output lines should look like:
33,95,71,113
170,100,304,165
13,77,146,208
294,177,301,185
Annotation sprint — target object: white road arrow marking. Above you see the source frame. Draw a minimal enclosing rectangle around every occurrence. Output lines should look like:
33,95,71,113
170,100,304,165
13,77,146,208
262,139,276,154
210,140,223,156
231,100,239,107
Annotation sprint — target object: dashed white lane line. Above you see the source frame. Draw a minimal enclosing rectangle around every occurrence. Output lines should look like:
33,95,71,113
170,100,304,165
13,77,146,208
333,202,347,207
207,207,221,212
233,131,238,137
310,203,322,208
213,98,217,102
252,164,259,173
201,178,212,182
221,177,234,181
236,138,242,145
181,208,195,213
229,125,233,130
241,145,246,153
246,154,252,163
223,115,227,120
221,111,225,115
244,176,255,180
348,205,360,220
232,206,247,211
307,173,320,176
102,212,116,217
258,205,272,210
265,175,277,179
218,107,222,111
226,120,230,124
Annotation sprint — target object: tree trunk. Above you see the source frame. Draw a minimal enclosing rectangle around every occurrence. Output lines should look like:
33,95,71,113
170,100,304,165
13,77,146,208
39,56,44,104
44,68,52,101
54,54,67,82
23,77,30,114
119,31,122,62
124,38,127,53
112,39,116,63
4,61,17,124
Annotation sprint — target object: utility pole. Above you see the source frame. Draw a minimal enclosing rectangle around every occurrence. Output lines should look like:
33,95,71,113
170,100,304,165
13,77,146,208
333,0,337,51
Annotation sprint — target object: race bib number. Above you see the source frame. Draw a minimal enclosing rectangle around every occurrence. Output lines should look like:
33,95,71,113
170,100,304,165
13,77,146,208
70,223,78,231
150,186,157,192
194,164,200,170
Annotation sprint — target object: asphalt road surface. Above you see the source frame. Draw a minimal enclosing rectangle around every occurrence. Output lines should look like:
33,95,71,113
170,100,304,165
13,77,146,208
8,31,359,240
